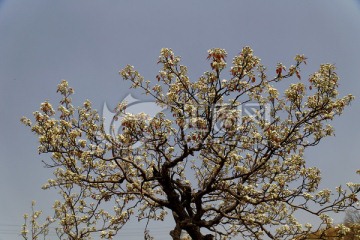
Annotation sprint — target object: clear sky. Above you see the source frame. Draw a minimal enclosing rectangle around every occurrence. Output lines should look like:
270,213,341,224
1,1,360,239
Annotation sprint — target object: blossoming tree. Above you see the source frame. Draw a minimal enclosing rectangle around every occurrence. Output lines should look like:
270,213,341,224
22,46,360,239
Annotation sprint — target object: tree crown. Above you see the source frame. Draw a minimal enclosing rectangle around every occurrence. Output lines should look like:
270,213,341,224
21,46,359,240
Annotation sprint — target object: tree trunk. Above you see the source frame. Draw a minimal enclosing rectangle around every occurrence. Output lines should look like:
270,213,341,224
170,217,214,240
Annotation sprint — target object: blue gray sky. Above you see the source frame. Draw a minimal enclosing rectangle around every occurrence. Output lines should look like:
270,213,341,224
1,1,360,239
